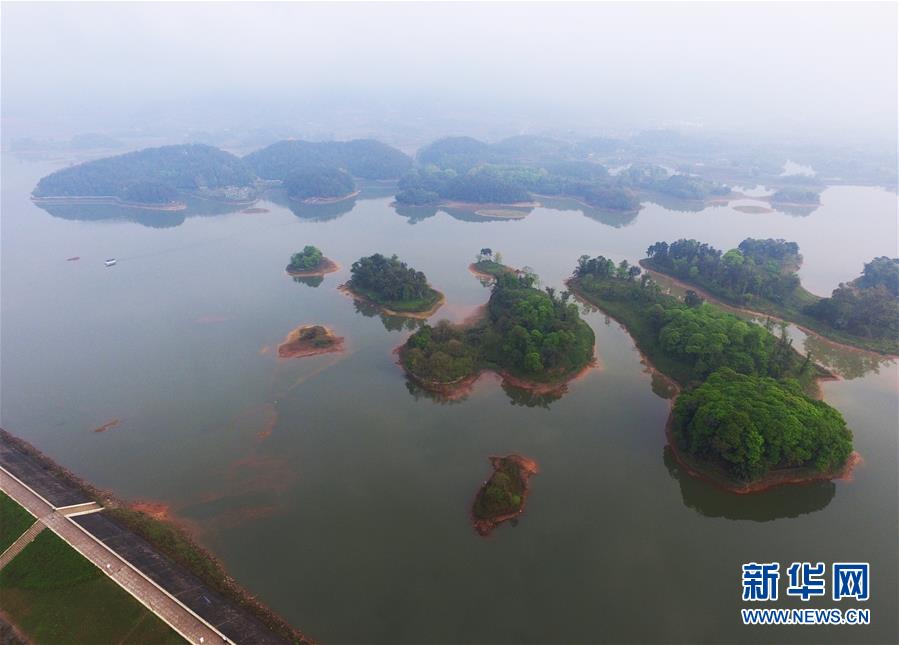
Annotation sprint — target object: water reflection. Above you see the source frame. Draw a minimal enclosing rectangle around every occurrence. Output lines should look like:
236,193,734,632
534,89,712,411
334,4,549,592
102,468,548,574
537,196,640,228
803,334,896,380
403,372,566,408
394,204,438,225
34,194,256,228
349,298,424,332
291,275,324,288
663,447,836,521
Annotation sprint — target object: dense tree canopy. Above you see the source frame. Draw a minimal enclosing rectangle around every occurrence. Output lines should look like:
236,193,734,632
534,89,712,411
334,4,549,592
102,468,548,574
673,368,853,480
803,256,899,341
349,253,434,305
33,144,255,203
288,246,324,271
284,167,355,199
573,254,808,384
645,238,803,304
244,139,412,180
402,272,594,384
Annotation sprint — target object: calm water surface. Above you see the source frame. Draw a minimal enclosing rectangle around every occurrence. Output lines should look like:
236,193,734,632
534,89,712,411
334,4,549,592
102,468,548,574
2,154,897,644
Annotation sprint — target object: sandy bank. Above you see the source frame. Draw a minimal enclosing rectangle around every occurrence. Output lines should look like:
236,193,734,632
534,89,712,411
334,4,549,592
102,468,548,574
277,324,345,359
285,257,340,278
339,283,445,319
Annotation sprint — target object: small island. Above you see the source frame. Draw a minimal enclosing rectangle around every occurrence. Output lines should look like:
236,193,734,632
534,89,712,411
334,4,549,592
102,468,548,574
642,238,899,354
285,245,339,277
277,324,344,359
469,248,517,281
569,254,856,492
284,166,359,203
472,455,539,536
400,268,595,396
341,253,444,318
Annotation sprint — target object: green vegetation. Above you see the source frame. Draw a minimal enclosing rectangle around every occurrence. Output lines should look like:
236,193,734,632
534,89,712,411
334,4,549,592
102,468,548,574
571,256,853,484
804,257,899,344
0,492,34,552
644,239,899,353
400,138,729,211
472,249,514,279
33,144,256,203
473,458,526,520
402,271,594,385
0,529,182,644
244,139,412,180
673,368,853,481
285,167,355,200
572,254,819,388
348,253,441,312
296,325,337,348
770,187,821,204
287,245,325,272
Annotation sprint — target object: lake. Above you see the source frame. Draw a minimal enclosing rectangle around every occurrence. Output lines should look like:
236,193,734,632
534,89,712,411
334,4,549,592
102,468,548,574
1,152,897,644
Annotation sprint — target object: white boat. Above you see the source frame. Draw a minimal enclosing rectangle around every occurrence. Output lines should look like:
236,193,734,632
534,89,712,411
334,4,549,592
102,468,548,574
104,258,117,267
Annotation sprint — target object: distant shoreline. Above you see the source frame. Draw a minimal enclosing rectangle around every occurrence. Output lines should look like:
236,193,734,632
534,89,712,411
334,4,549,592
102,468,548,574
30,195,188,211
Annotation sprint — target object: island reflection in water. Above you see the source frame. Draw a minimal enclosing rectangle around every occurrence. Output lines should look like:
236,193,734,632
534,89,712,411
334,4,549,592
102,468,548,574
663,447,837,521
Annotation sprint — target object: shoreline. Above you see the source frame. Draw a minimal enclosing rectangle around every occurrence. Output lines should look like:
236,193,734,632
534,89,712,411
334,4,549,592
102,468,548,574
276,324,345,359
291,190,360,205
567,279,858,493
338,283,445,319
639,261,899,358
467,262,519,282
0,428,311,644
285,257,341,278
471,455,539,537
31,195,188,211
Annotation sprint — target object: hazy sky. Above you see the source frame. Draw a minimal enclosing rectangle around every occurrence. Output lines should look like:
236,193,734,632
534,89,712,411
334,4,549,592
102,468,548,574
2,2,896,142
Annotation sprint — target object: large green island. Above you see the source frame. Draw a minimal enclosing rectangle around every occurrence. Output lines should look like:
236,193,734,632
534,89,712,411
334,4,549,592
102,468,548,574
642,238,899,354
341,253,444,318
400,268,595,397
569,255,855,492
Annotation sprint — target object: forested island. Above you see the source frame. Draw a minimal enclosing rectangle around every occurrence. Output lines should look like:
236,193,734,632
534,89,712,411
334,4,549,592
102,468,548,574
469,248,516,280
400,270,595,395
342,253,444,317
285,245,339,276
569,255,855,491
243,139,412,181
394,136,730,211
32,144,257,207
284,167,357,202
471,455,539,536
642,238,899,354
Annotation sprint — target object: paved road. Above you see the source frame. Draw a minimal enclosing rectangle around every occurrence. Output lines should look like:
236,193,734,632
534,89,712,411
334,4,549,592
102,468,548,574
0,468,227,645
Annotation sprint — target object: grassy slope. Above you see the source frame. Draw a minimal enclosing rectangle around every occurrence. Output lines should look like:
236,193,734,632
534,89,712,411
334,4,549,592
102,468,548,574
472,260,514,278
348,281,442,312
0,492,35,553
643,260,899,354
0,530,183,644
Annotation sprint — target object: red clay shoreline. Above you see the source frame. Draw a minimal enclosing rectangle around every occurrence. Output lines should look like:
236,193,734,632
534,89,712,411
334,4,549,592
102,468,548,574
277,324,345,359
471,455,539,536
566,279,859,494
285,257,340,278
338,282,445,319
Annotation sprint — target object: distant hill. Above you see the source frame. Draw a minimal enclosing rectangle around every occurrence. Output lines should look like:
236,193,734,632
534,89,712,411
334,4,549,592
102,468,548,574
33,144,256,204
285,167,356,200
244,139,412,181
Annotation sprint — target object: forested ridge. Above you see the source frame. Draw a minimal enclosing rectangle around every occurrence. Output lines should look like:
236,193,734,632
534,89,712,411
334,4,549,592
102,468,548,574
284,167,355,200
396,136,728,210
244,139,412,181
33,144,255,203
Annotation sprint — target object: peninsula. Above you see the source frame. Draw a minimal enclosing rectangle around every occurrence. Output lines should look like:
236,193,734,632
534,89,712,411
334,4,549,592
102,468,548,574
642,238,899,354
568,254,855,492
